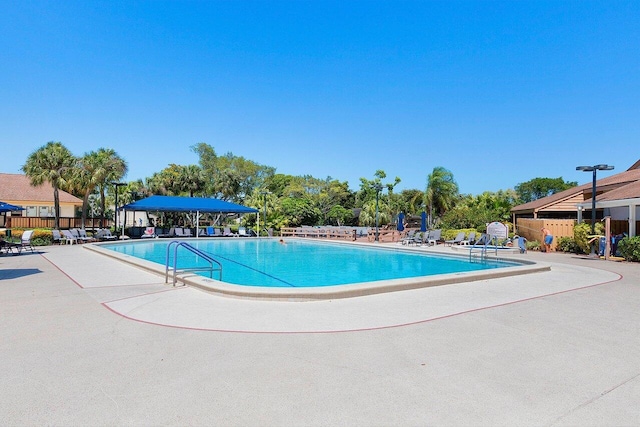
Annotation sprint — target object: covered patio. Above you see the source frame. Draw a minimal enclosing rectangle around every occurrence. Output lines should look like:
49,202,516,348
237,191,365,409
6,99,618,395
119,195,258,237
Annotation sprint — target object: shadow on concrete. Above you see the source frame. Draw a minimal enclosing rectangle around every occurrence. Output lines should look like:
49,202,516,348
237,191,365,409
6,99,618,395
0,268,43,280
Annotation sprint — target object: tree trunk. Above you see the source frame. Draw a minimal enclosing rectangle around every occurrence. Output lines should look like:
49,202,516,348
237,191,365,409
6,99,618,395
53,186,60,229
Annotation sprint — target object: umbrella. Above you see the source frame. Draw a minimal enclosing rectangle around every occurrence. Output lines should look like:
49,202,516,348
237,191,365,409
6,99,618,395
0,202,25,213
397,213,405,231
420,211,427,232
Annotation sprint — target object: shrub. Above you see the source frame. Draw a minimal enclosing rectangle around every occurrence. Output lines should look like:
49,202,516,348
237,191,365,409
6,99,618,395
527,240,540,251
3,228,53,246
556,236,583,254
441,228,477,241
617,236,640,262
573,222,604,254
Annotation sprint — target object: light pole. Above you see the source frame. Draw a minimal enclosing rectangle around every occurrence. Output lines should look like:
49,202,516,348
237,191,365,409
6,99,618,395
373,183,383,242
576,164,614,255
111,182,126,237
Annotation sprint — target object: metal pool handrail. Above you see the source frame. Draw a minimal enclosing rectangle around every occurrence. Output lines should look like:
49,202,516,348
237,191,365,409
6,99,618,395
165,240,222,286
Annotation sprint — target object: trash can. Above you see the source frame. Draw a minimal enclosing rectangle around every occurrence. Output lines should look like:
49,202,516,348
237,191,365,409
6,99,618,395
5,229,11,238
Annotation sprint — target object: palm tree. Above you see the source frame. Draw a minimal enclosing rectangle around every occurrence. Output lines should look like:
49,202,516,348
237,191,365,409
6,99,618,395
177,164,206,197
93,149,128,227
73,150,107,228
22,141,76,229
424,166,459,227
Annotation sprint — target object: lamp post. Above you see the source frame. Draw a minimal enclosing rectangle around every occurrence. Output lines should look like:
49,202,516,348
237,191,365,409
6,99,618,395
373,183,383,242
576,164,614,255
111,182,126,237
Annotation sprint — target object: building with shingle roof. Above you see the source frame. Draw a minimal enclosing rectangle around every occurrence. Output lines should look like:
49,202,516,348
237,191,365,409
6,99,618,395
0,173,82,226
511,161,640,237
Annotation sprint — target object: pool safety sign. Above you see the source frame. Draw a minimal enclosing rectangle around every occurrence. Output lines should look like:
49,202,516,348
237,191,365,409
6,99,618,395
487,222,508,240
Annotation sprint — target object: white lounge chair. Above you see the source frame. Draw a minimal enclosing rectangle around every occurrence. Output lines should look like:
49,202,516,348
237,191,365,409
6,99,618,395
141,227,156,239
71,228,92,243
61,230,78,244
20,230,36,252
96,228,117,241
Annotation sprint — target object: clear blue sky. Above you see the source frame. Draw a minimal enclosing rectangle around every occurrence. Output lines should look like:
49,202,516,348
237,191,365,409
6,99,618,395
1,1,638,195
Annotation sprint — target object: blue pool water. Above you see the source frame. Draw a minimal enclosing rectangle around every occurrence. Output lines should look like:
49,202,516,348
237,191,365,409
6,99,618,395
105,239,519,288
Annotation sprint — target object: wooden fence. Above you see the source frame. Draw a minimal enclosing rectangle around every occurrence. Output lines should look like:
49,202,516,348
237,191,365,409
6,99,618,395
515,218,575,251
280,227,357,240
6,217,111,230
516,218,637,250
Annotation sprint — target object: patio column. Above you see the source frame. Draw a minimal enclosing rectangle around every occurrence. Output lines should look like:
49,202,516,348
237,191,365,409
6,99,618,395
630,203,637,237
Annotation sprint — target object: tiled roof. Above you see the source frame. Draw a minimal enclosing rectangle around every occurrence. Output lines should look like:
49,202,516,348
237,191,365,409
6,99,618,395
0,173,82,204
511,167,640,213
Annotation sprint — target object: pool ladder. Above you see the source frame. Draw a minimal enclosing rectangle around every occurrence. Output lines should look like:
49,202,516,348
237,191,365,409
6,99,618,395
468,235,499,262
165,241,222,286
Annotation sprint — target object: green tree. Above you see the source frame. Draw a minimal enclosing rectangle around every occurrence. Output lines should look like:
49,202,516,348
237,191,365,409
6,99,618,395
73,149,130,228
280,197,320,227
22,141,76,229
191,143,275,202
425,167,459,226
357,170,400,226
95,149,128,227
515,177,577,203
326,205,354,226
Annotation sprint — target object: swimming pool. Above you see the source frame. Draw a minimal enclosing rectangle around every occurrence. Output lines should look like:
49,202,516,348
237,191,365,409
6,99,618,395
103,238,521,288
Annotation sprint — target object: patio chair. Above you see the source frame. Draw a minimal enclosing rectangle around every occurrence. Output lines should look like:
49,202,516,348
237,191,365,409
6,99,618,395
52,229,63,245
71,228,92,243
182,227,193,237
415,230,431,246
445,231,466,246
223,227,235,237
474,233,491,246
95,228,117,241
426,229,442,246
1,238,22,255
78,228,95,242
460,232,476,245
238,227,249,237
61,230,79,244
141,227,156,239
20,230,36,252
409,231,426,246
400,230,416,245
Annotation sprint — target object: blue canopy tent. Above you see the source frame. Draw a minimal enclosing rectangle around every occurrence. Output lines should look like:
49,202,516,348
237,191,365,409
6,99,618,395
120,195,259,238
0,202,25,213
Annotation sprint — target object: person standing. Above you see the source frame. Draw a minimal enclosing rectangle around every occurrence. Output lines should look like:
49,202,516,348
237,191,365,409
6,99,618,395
541,227,553,252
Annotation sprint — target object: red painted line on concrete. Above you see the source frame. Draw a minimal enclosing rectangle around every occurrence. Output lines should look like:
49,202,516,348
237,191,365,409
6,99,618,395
40,253,85,289
100,273,623,335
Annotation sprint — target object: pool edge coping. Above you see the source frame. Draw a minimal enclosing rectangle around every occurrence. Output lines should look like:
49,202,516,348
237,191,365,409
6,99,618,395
84,239,550,301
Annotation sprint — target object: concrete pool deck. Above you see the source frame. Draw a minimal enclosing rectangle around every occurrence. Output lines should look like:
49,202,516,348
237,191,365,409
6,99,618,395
1,242,639,425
